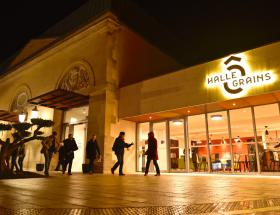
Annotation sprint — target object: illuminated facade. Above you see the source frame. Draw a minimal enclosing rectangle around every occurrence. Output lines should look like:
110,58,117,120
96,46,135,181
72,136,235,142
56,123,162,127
1,2,280,175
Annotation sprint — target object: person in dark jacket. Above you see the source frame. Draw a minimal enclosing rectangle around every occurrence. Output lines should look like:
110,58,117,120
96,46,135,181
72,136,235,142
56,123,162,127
18,144,25,172
111,131,133,176
11,148,20,173
144,131,160,176
55,143,65,171
86,134,101,174
62,134,78,175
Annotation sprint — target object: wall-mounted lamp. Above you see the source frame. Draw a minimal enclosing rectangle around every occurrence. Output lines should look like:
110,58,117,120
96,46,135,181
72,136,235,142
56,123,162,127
31,106,39,119
18,111,26,123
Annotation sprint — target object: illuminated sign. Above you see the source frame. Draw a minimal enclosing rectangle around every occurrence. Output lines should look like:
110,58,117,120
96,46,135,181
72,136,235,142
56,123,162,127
206,55,276,98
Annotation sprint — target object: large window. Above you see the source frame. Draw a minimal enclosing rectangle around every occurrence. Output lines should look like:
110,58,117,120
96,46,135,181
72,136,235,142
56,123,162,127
208,111,231,172
136,102,280,174
230,108,257,172
254,104,280,172
188,114,208,172
169,119,185,171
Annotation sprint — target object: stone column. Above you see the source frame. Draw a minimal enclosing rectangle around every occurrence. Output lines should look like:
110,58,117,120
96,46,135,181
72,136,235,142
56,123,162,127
52,109,64,142
87,87,118,173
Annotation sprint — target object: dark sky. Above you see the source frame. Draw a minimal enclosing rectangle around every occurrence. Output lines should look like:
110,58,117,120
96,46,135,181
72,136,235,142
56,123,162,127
1,1,280,66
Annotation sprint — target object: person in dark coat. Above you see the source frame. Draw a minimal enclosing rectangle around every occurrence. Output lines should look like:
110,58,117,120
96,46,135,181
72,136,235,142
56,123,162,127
111,131,133,176
11,147,20,173
86,134,101,174
144,131,160,176
55,143,65,171
18,144,25,172
62,134,78,175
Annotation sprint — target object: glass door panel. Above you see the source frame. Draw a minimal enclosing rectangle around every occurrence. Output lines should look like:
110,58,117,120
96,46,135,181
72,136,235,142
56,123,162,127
137,123,149,172
153,122,168,171
169,119,185,171
208,111,232,172
230,108,257,172
72,123,87,172
254,104,280,172
188,114,209,172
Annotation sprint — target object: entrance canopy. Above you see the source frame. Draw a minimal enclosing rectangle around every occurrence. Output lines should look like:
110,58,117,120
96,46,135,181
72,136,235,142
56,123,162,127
28,89,89,110
0,110,18,122
124,91,280,122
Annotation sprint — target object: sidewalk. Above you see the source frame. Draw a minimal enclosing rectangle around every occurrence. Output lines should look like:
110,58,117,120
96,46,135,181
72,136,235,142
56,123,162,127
1,173,280,214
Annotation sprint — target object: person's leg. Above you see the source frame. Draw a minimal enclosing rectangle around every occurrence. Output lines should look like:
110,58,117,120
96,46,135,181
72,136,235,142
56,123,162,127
44,151,49,175
55,159,61,171
119,155,124,175
153,160,160,175
18,157,24,172
62,158,68,174
89,158,93,173
111,154,120,173
145,159,151,175
68,158,73,175
48,151,53,170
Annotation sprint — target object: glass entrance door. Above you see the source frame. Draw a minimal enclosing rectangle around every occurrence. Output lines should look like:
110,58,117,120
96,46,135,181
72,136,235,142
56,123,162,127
64,123,87,172
153,122,168,171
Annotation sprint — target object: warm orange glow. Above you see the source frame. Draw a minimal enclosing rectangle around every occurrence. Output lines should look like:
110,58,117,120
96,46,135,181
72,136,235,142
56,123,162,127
205,54,277,99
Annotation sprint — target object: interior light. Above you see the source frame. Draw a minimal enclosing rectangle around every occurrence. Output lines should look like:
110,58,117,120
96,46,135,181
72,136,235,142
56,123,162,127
70,117,78,124
19,112,26,123
211,114,223,121
31,106,39,119
187,110,191,113
232,103,236,106
149,116,152,120
172,120,183,126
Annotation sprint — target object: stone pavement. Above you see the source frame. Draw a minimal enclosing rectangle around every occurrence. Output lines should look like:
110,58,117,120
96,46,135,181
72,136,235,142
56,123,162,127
1,173,280,214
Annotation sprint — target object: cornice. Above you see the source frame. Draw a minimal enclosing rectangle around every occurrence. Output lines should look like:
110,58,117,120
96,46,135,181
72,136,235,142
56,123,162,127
0,12,121,82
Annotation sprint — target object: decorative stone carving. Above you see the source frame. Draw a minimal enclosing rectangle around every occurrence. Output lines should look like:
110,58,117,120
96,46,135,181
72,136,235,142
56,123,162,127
11,87,31,112
59,64,90,91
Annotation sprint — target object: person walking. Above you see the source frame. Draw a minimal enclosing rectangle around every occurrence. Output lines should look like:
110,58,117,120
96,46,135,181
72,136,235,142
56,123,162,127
62,134,78,175
18,144,25,172
144,131,160,176
111,132,133,176
11,148,19,173
55,143,65,171
41,131,58,176
86,134,101,174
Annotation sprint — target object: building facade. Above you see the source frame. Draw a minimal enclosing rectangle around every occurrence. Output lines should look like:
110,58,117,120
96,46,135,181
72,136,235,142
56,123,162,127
1,6,280,175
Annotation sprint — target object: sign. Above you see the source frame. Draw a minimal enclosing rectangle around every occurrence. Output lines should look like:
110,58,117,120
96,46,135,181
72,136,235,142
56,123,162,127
206,55,276,98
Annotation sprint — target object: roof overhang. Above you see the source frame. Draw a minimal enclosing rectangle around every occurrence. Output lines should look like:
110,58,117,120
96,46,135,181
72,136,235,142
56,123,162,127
0,110,18,122
28,89,89,110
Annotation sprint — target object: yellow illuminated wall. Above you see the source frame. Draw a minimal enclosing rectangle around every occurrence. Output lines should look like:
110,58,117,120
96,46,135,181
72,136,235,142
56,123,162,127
119,41,280,118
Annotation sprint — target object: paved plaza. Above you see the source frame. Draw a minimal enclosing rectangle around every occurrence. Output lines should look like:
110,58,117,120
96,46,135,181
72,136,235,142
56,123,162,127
1,173,280,214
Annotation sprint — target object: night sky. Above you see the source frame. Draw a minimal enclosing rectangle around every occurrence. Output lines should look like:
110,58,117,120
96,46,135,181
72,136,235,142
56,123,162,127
1,1,280,66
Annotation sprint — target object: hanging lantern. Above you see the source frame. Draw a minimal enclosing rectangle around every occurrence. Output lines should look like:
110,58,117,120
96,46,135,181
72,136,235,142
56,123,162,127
265,126,269,135
31,106,39,119
18,112,26,123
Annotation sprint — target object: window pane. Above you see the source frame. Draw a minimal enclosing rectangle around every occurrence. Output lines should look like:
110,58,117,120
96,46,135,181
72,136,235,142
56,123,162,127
169,119,185,171
230,108,257,172
208,111,231,172
188,114,209,172
254,104,280,172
